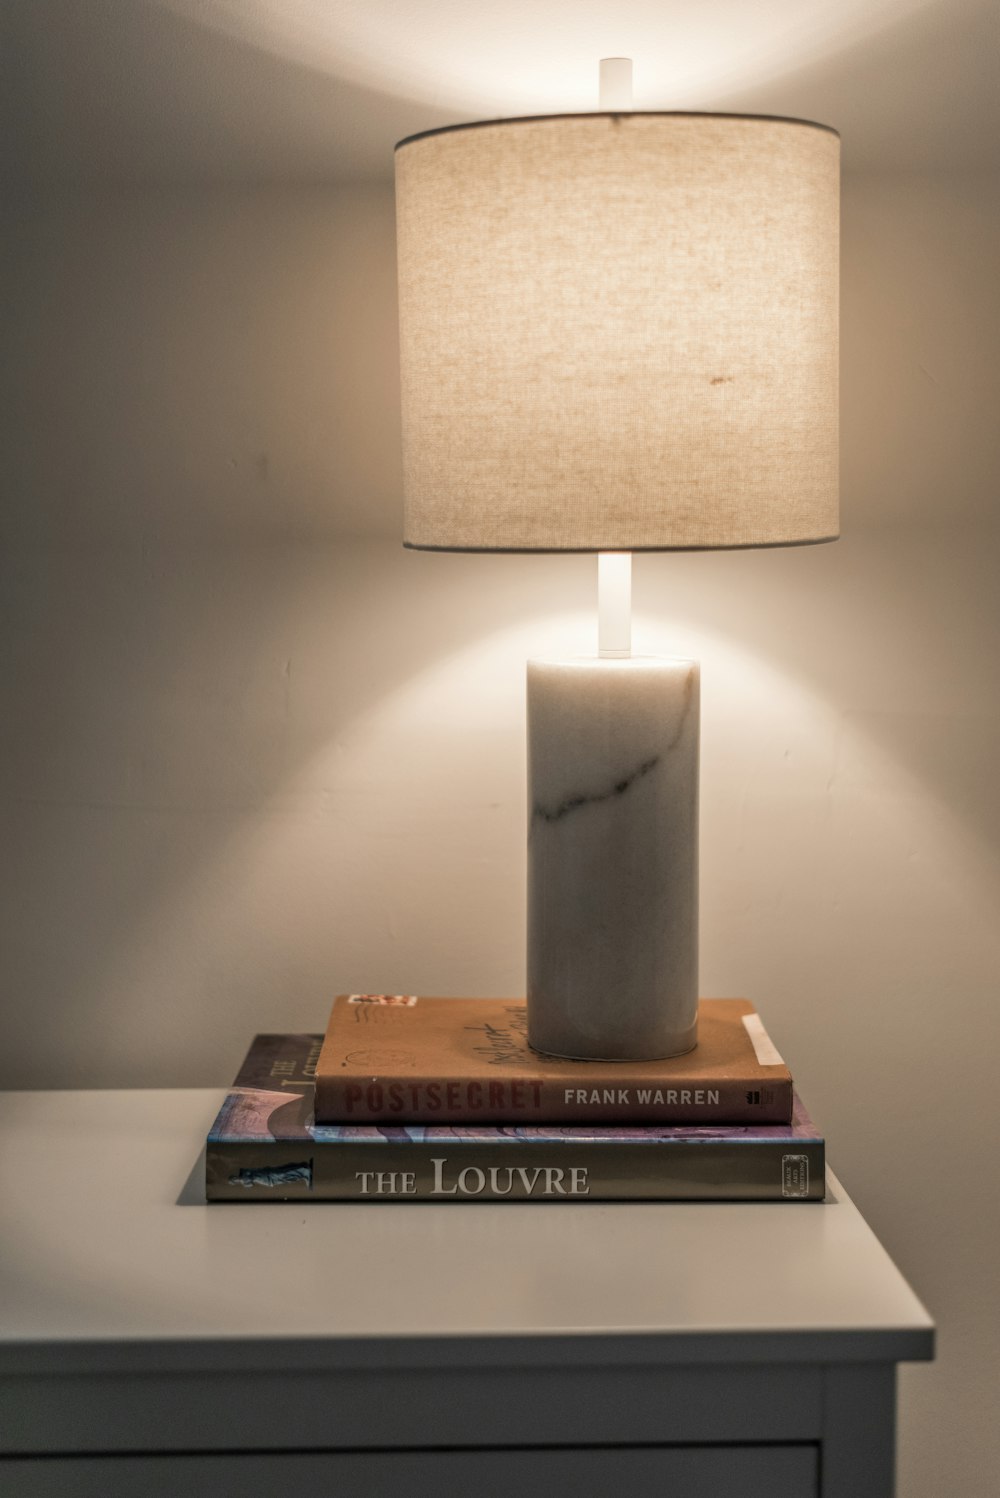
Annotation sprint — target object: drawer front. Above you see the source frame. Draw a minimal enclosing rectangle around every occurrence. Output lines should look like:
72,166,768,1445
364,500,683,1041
1,1444,818,1497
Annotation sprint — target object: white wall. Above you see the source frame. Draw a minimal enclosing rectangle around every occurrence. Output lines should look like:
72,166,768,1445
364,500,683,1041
2,174,999,1496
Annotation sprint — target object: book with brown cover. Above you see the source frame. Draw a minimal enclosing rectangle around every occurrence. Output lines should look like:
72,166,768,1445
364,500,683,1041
313,996,793,1125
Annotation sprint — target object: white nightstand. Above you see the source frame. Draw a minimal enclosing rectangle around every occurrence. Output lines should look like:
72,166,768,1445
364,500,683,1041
0,1089,933,1497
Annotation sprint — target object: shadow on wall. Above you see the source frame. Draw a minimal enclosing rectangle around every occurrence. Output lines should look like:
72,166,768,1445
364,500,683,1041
2,185,403,545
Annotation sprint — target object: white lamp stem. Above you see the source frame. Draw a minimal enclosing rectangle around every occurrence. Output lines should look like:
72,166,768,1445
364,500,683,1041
598,552,632,657
597,60,635,661
598,56,633,110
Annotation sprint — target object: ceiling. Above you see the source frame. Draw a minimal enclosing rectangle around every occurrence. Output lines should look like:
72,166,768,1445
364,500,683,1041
2,0,998,185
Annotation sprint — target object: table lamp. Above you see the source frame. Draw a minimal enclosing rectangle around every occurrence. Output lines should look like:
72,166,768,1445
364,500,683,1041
394,60,839,1061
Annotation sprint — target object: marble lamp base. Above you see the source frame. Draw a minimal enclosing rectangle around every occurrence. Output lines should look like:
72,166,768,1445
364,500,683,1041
526,656,699,1061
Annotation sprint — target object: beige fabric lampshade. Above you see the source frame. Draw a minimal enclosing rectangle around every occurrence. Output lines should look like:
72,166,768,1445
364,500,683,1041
395,112,839,552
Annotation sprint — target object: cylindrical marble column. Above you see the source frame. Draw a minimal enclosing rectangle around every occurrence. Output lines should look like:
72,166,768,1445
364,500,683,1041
527,656,699,1061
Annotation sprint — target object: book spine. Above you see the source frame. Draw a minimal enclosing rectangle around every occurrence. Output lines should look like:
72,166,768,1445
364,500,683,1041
312,1074,793,1126
207,1139,823,1203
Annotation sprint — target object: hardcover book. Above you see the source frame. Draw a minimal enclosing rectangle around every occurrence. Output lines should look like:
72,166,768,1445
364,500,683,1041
313,996,793,1125
205,1033,824,1203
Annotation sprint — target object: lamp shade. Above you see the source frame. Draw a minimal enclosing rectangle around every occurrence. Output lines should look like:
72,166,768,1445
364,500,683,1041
395,112,839,552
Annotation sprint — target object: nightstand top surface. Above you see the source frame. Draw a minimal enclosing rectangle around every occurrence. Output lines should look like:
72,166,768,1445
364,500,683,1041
0,1088,933,1376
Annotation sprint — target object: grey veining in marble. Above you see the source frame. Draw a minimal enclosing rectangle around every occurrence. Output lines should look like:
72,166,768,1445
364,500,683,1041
527,656,699,1061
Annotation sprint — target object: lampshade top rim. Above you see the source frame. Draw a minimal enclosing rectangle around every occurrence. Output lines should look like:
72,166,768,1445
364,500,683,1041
395,110,840,153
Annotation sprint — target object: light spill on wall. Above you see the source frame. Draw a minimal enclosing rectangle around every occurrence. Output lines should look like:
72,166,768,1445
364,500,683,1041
154,0,939,114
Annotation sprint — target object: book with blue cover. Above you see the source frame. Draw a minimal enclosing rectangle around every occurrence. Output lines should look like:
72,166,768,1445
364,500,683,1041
205,1033,824,1202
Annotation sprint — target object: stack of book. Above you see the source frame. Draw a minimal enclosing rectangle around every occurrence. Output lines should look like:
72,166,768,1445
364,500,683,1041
205,996,824,1203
